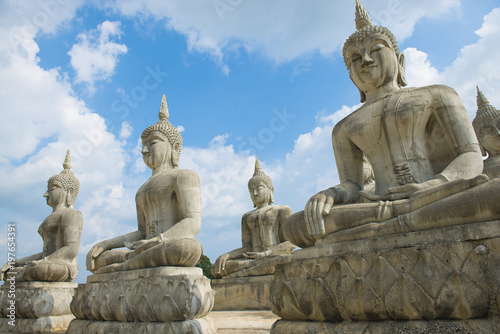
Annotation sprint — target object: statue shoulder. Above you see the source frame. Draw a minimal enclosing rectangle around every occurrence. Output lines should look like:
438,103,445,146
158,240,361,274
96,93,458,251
274,205,293,215
406,84,461,102
175,169,201,187
60,208,83,226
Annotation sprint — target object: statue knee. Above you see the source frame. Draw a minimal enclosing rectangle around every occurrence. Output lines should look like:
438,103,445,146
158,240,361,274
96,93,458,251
283,211,316,248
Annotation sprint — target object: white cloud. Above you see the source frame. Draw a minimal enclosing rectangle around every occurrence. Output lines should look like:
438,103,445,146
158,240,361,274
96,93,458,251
68,20,128,93
403,47,440,88
102,0,460,73
402,7,500,120
119,121,133,140
0,4,137,283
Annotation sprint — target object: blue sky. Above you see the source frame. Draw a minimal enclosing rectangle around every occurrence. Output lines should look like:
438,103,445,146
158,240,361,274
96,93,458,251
1,0,499,283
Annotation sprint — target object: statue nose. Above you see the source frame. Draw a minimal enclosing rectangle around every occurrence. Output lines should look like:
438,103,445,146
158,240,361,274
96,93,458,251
361,50,373,65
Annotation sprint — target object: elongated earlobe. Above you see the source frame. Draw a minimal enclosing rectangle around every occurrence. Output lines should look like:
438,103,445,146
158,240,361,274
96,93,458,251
171,142,181,168
66,188,75,207
397,53,407,87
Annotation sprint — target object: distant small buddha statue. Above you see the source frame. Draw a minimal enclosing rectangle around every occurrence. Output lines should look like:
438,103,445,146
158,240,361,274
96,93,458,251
1,150,82,282
282,0,500,247
86,95,203,273
211,157,295,278
473,87,500,179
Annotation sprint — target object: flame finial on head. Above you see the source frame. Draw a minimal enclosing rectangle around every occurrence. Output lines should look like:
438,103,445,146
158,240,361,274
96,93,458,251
355,0,372,30
159,94,169,121
62,149,72,170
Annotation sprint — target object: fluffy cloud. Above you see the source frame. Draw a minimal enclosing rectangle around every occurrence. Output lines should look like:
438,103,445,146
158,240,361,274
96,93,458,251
403,7,500,119
68,20,128,92
0,3,136,282
102,0,461,73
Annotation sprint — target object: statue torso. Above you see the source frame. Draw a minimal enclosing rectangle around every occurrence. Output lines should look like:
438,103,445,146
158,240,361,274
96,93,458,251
136,170,183,239
337,86,457,196
244,205,286,252
38,208,79,264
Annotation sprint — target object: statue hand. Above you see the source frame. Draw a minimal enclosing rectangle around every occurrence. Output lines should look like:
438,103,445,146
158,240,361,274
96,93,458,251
361,183,434,201
213,253,230,275
243,251,270,259
305,190,335,238
86,241,108,271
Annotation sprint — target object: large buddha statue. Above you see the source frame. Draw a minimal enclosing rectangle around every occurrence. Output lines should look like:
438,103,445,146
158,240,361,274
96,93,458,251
86,95,203,273
1,150,82,282
283,0,500,248
473,87,500,179
211,158,295,278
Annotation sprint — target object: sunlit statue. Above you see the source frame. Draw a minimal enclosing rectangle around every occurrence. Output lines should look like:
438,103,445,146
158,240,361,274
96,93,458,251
283,0,500,248
87,95,203,273
211,157,295,278
1,150,82,282
473,87,500,179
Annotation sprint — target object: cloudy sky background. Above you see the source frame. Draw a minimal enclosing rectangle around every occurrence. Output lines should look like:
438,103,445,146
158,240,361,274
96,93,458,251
0,0,499,283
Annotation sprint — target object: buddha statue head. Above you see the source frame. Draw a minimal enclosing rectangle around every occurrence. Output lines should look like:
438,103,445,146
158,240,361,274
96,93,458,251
141,95,183,170
473,87,500,157
46,150,80,208
342,0,407,102
248,157,274,208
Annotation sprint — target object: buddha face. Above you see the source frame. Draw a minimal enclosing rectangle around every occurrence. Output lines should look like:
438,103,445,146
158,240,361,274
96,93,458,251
345,33,400,94
142,131,171,170
44,179,67,209
249,181,271,208
478,115,500,156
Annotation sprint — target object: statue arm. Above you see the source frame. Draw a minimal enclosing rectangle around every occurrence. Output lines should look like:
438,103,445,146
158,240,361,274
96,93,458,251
432,85,483,181
161,170,202,239
304,122,363,237
212,215,251,276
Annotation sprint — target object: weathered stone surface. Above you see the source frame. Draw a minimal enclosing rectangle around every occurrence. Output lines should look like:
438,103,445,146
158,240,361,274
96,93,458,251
211,310,279,333
270,318,500,334
66,316,217,334
270,228,500,322
0,282,76,318
212,275,273,310
1,150,82,283
87,95,203,274
70,267,214,322
211,157,295,279
473,87,500,179
0,314,74,333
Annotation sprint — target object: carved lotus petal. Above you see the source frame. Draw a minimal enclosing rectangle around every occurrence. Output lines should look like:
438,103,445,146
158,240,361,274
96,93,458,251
96,294,113,321
436,271,487,319
159,294,183,321
138,294,156,322
386,273,436,320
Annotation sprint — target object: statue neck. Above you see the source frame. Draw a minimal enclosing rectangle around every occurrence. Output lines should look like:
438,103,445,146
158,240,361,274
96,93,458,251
151,162,174,176
364,82,400,104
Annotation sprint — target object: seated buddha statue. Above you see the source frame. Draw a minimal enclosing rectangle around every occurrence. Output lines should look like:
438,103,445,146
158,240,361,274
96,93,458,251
86,95,203,273
283,0,500,248
473,87,500,179
1,150,82,282
211,158,295,278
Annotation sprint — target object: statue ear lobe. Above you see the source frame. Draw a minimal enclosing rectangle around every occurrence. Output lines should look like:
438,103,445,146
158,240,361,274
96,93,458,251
349,73,366,103
397,53,408,87
66,188,75,207
171,142,181,168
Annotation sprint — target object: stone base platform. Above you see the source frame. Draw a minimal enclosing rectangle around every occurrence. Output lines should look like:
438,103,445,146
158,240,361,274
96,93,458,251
270,221,500,331
211,310,279,333
212,275,272,310
270,318,500,334
66,316,217,334
0,315,74,333
67,266,216,334
0,281,76,333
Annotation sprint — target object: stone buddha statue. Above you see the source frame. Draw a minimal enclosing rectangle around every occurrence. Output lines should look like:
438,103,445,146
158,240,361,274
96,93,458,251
86,95,203,273
473,87,500,179
1,150,82,282
283,0,500,248
211,158,295,278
